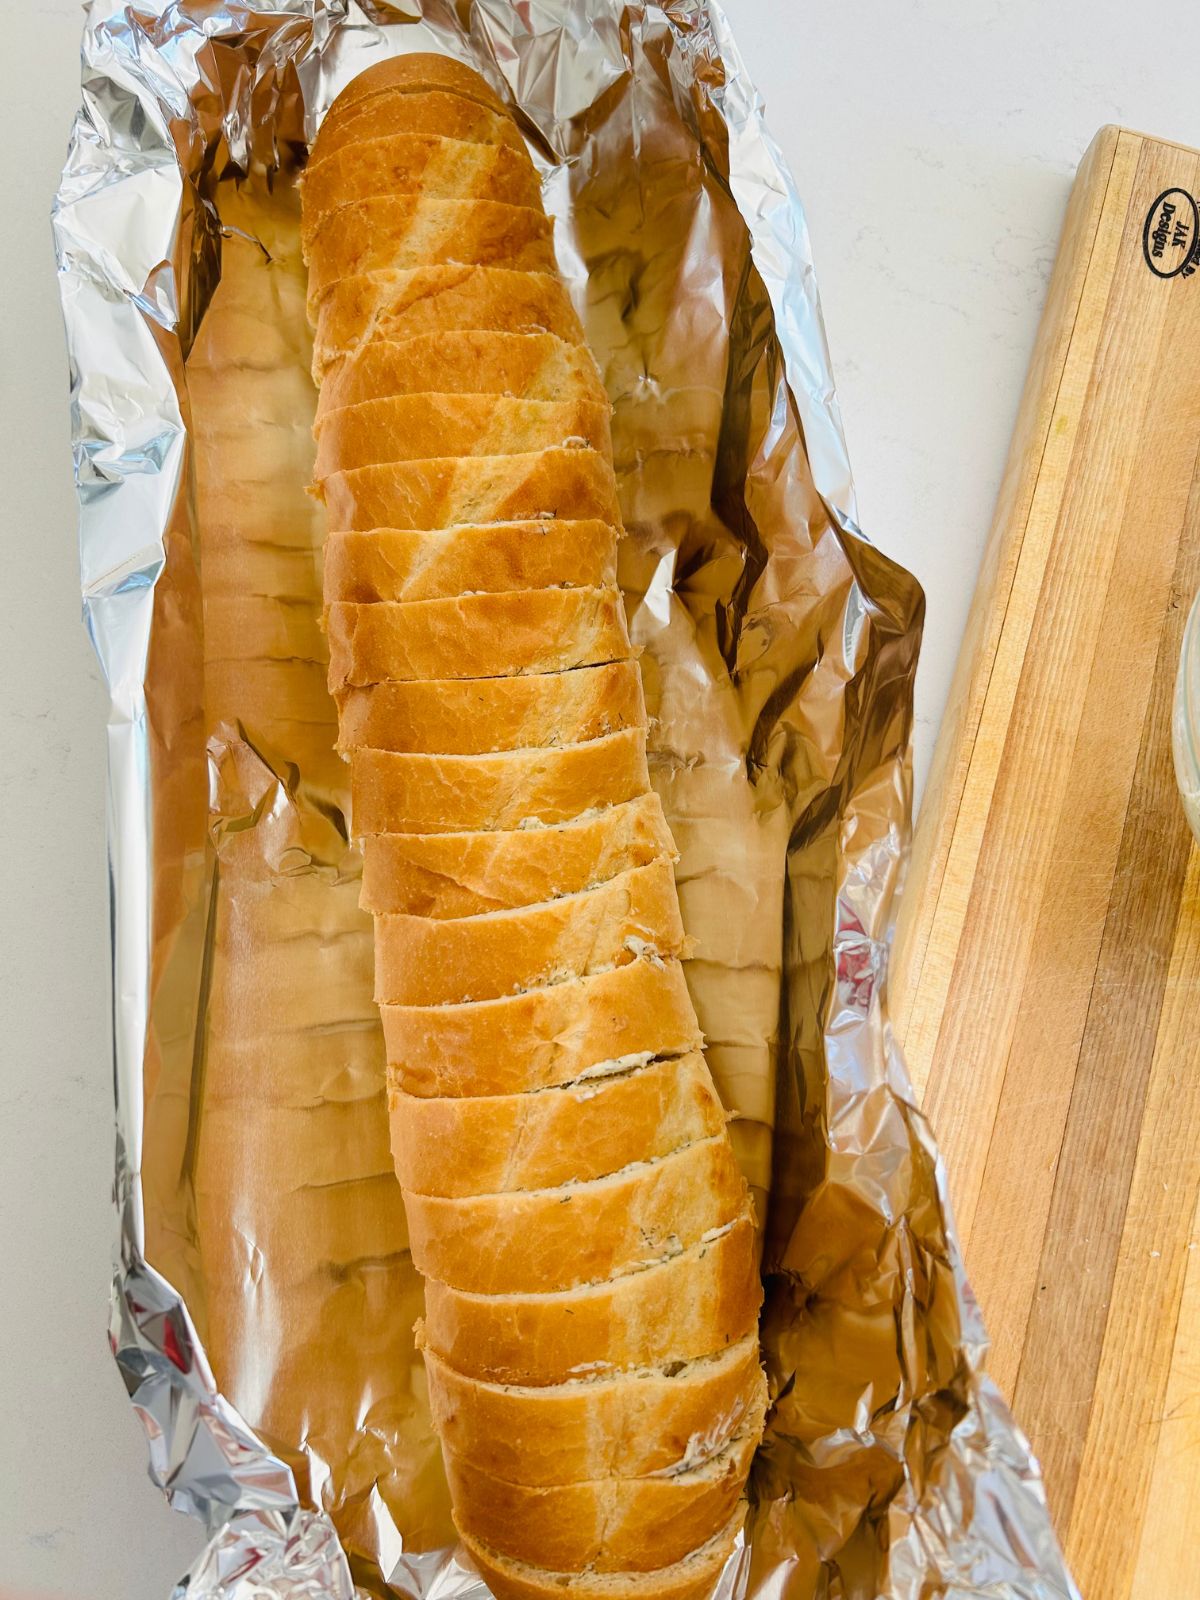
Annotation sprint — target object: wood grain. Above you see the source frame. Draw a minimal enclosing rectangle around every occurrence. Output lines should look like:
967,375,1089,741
891,125,1200,1600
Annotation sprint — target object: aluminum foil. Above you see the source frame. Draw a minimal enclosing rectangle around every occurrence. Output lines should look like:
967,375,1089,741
53,4,1082,1598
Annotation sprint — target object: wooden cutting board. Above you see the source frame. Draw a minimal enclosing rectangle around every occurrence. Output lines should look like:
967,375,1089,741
890,124,1200,1600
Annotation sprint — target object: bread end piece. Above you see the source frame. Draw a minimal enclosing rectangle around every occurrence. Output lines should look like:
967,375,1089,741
458,1508,746,1600
322,53,507,129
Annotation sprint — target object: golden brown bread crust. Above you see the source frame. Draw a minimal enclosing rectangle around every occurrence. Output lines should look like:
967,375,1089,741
322,521,619,605
389,1051,723,1196
317,53,509,137
459,1513,745,1600
319,447,621,531
404,1134,748,1292
326,587,631,691
351,729,650,835
310,89,526,169
360,790,667,915
423,1339,763,1484
305,196,556,308
313,394,613,476
305,56,764,1583
301,136,542,241
372,859,686,1005
444,1430,759,1573
312,266,585,375
316,331,605,413
324,585,633,691
419,1214,761,1384
380,957,703,1098
340,661,645,759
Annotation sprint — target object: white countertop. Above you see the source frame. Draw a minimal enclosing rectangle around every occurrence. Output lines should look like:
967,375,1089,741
3,3,1198,1597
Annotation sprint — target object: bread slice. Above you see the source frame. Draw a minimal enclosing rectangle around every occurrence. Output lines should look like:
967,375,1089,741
312,266,586,375
322,520,619,605
313,394,612,476
351,728,650,835
326,587,631,691
317,332,605,414
339,659,640,758
405,1133,747,1292
381,956,702,1098
372,859,685,1006
389,1050,724,1196
458,1511,745,1600
301,135,542,242
340,660,645,759
311,88,527,168
320,447,621,531
360,790,667,915
443,1428,759,1573
314,53,509,145
305,196,556,308
419,1213,760,1384
423,1338,763,1484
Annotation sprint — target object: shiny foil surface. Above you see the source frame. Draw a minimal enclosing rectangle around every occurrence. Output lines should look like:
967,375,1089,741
53,4,1080,1598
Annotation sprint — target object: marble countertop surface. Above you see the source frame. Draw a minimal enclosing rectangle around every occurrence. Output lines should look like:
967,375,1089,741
2,2,1198,1596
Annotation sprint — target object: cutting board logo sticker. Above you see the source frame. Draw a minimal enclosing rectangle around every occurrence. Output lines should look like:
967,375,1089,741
1141,186,1199,279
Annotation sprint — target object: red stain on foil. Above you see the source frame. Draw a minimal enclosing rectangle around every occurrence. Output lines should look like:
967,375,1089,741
163,1316,190,1373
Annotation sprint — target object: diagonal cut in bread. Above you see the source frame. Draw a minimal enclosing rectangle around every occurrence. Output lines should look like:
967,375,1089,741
380,955,703,1098
313,393,612,476
458,1511,747,1600
443,1427,761,1573
339,661,645,760
305,196,557,308
322,520,619,605
316,331,605,414
423,1338,764,1485
360,789,669,916
324,585,633,691
301,135,543,241
404,1132,748,1292
319,446,621,531
311,90,526,167
313,53,510,143
326,587,631,691
351,729,650,835
419,1213,760,1385
371,858,686,1006
389,1050,724,1196
312,266,586,375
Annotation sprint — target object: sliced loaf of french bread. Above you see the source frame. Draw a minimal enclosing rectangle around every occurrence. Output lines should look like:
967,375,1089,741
303,51,763,1600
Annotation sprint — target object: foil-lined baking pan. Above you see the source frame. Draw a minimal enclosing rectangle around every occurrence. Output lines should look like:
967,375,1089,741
53,3,1080,1597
